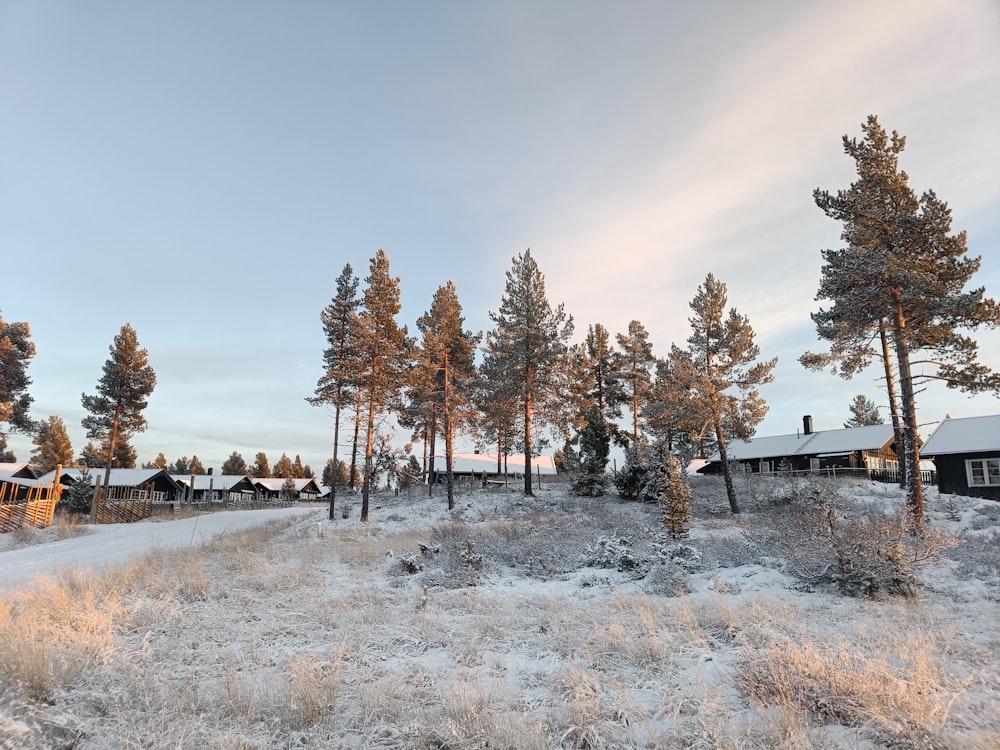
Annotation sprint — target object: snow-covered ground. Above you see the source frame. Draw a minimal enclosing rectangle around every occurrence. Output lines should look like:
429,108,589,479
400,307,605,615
0,477,997,749
0,506,323,592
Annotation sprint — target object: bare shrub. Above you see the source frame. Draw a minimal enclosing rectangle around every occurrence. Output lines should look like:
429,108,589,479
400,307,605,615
764,486,958,597
54,511,89,541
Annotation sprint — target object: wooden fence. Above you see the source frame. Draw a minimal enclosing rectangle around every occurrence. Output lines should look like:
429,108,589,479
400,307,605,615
92,484,155,524
0,470,62,533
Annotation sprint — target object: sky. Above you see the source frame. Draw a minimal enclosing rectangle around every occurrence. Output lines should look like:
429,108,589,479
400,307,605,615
2,0,999,474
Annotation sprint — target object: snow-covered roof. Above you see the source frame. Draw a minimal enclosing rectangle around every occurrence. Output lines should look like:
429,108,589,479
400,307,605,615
171,474,253,491
35,467,178,486
707,424,895,463
0,462,36,479
252,477,320,492
921,415,1000,456
432,452,557,475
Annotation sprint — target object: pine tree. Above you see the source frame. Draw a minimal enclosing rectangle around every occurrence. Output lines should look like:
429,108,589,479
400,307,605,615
81,324,156,490
66,466,95,514
572,405,611,496
171,456,191,474
272,452,293,478
484,249,574,496
309,263,361,519
474,349,520,474
615,320,656,446
415,282,481,510
221,451,247,475
253,452,271,478
0,434,15,462
660,453,692,539
31,415,75,473
645,356,704,465
321,457,348,488
810,116,1000,521
844,394,882,428
79,441,103,468
355,250,413,521
79,438,135,469
671,274,776,514
0,309,36,437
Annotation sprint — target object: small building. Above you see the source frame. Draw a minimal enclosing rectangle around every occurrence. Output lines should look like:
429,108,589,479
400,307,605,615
921,414,1000,501
698,416,902,480
0,463,43,502
36,467,185,505
252,477,321,501
0,462,39,480
428,452,558,484
171,474,257,504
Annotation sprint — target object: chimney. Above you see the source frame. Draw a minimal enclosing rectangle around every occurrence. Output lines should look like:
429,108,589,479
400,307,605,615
208,467,213,475
803,415,814,435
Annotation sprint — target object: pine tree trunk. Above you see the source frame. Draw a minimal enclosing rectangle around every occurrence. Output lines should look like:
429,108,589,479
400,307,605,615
714,418,740,514
523,388,533,496
328,396,342,520
891,300,924,522
361,393,376,522
444,355,455,510
879,321,906,488
102,404,123,493
427,414,437,498
350,390,362,490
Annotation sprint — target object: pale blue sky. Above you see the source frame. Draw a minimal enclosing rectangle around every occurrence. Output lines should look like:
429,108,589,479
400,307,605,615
3,0,999,472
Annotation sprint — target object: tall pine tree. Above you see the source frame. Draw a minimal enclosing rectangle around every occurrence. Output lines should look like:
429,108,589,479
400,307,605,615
810,116,1000,521
81,324,156,491
615,320,656,446
483,250,573,496
355,250,413,520
0,309,36,437
415,282,481,509
309,263,361,519
31,415,74,473
669,274,776,514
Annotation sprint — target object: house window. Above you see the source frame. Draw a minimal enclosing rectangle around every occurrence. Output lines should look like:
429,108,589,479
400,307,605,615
966,458,1000,487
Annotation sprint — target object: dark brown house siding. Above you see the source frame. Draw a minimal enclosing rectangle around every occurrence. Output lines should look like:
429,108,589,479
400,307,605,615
934,451,1000,501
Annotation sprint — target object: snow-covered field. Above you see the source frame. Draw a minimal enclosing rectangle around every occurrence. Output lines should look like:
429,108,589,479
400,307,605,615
0,476,998,749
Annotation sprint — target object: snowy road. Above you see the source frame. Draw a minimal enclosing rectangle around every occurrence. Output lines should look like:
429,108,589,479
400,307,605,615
0,507,324,592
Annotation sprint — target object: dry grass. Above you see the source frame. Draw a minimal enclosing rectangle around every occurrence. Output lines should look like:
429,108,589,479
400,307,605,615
0,484,997,749
737,628,966,749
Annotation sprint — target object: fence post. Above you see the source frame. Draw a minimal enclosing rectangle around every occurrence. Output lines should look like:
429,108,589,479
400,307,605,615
91,473,103,517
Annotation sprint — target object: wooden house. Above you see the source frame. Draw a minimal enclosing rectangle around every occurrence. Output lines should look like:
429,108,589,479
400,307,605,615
252,477,321,501
0,463,42,502
170,474,257,504
921,414,1000,501
428,452,558,484
36,467,185,505
698,416,901,480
